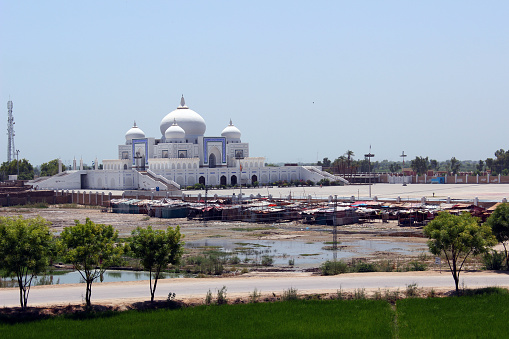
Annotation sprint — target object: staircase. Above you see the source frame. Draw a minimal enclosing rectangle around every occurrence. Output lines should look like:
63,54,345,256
302,166,350,185
139,170,180,191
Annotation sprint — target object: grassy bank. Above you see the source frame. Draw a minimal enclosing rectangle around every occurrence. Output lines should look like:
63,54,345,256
1,291,508,338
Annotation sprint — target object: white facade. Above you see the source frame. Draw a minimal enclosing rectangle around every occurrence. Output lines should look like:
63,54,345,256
31,96,340,191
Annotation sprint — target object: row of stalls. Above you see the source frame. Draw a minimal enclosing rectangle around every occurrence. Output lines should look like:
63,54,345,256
109,198,499,226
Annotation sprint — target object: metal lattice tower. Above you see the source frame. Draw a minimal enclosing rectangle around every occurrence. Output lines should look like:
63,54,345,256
7,100,15,162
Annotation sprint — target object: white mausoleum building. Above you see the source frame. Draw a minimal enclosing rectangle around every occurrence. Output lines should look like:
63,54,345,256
31,96,342,191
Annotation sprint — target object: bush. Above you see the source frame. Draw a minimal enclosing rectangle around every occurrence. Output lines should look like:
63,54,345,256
353,262,377,273
261,255,273,266
249,288,261,303
483,250,505,270
406,261,427,271
405,283,419,298
282,287,299,301
320,260,348,275
217,286,228,305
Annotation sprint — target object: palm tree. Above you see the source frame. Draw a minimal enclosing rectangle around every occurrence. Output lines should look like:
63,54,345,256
345,150,355,179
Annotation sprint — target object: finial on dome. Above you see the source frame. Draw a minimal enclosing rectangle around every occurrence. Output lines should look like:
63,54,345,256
229,119,233,126
180,95,185,107
172,118,178,125
133,121,137,127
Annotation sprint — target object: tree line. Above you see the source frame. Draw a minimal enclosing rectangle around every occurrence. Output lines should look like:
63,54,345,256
316,148,509,176
0,217,183,309
0,158,100,181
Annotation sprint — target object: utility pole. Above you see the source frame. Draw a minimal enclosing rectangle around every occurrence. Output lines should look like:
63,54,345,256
364,146,375,198
333,195,338,261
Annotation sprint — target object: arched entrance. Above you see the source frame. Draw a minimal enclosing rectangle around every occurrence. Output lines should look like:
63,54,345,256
209,153,216,168
199,176,206,185
220,175,227,186
251,175,258,185
230,175,237,186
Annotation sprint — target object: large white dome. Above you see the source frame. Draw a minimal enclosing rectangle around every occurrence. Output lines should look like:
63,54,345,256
221,119,241,139
125,121,145,141
160,96,206,138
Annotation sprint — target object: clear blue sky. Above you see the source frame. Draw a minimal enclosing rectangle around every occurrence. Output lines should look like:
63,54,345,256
1,1,508,167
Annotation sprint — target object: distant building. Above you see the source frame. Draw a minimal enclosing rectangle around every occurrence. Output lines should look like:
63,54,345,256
31,96,343,191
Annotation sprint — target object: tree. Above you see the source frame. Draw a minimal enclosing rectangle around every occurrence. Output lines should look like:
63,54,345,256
39,159,61,177
0,216,53,309
476,160,485,173
424,212,496,293
59,218,123,307
485,158,494,172
450,157,461,175
429,159,439,172
389,163,401,173
0,159,34,180
321,157,331,167
129,226,184,301
485,203,509,269
410,156,429,175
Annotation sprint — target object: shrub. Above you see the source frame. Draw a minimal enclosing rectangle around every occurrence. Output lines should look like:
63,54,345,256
205,289,212,305
407,261,427,271
229,256,241,265
405,283,419,298
483,250,505,270
217,286,228,305
288,258,295,266
282,287,299,301
354,288,366,299
321,260,348,275
261,255,274,266
249,288,261,303
353,262,377,272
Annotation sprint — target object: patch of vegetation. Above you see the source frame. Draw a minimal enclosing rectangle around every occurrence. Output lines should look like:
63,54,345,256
231,227,272,232
321,260,348,275
0,300,394,338
397,291,509,338
282,287,299,301
482,250,506,270
9,202,49,209
299,253,320,257
406,260,427,271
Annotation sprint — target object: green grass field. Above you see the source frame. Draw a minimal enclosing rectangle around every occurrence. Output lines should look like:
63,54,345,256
397,292,509,338
1,292,508,338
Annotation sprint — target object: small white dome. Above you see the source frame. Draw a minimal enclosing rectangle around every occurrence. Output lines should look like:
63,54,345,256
160,95,206,138
165,119,186,140
221,119,241,139
125,121,145,141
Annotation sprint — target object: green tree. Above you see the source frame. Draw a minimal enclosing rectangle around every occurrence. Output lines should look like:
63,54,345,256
39,159,61,177
450,157,461,175
410,156,429,175
0,216,53,309
429,159,439,172
389,163,401,173
485,158,494,173
485,203,509,269
0,159,34,180
424,212,496,293
59,218,123,307
129,226,184,301
476,160,485,173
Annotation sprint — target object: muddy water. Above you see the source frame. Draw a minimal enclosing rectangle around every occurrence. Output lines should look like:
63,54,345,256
0,271,188,288
186,238,429,268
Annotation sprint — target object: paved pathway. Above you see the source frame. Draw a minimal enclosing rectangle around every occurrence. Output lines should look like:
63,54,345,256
1,272,508,308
